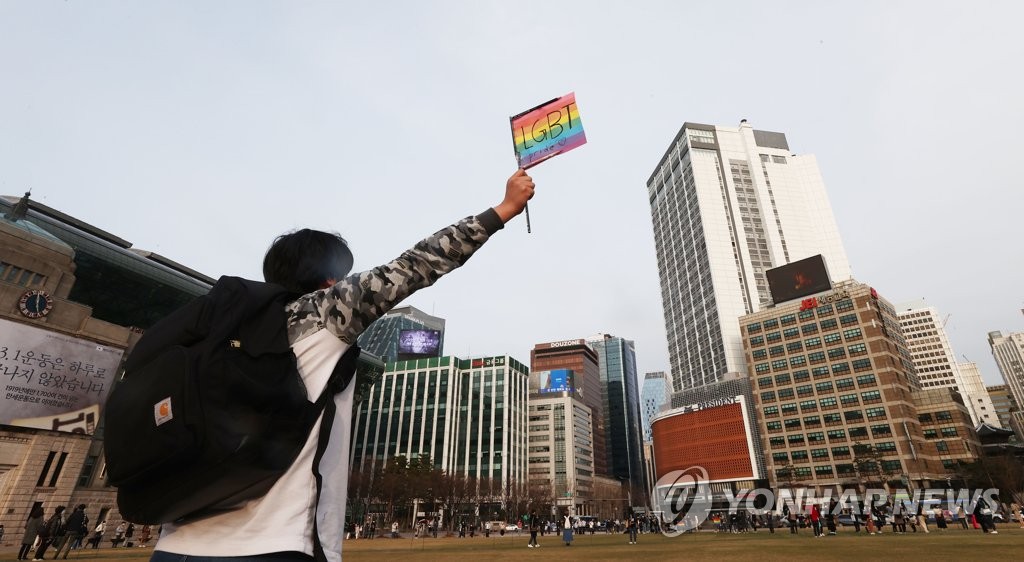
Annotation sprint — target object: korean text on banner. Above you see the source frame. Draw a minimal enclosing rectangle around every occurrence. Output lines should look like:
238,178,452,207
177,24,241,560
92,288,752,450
510,92,586,169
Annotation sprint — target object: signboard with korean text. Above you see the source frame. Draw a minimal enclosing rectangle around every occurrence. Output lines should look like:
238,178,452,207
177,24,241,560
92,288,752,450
1,318,124,434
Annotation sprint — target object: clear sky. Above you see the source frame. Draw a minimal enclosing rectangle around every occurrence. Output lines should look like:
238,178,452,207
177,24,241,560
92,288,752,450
2,1,1022,387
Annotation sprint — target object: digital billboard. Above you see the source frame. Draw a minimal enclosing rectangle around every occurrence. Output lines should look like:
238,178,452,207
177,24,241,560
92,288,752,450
765,254,832,305
397,329,441,360
1,318,124,435
538,368,575,393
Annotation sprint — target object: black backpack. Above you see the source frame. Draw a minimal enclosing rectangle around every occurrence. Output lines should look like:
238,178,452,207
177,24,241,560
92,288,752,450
104,276,359,525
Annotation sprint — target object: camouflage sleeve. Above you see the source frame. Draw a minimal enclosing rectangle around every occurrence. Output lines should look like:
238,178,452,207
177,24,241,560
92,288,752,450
285,208,504,345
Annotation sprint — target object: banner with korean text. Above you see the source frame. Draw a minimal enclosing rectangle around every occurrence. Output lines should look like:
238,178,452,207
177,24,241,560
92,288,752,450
1,318,124,434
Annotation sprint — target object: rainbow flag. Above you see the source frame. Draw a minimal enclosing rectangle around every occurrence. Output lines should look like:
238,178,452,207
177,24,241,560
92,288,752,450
510,92,586,169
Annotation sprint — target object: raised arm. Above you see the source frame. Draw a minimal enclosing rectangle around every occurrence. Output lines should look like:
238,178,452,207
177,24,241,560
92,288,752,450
285,169,535,344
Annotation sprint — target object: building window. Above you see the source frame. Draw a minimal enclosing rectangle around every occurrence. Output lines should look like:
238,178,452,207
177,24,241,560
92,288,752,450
758,376,773,388
812,367,830,378
799,309,816,321
781,403,798,415
881,460,902,472
753,349,768,360
844,410,864,422
785,419,802,430
839,314,859,326
767,421,783,431
819,397,838,409
940,427,959,438
808,351,826,364
770,437,785,448
832,363,850,375
871,424,892,437
804,416,822,427
788,434,805,445
815,381,834,393
823,413,842,425
856,374,877,387
787,342,804,353
766,332,782,343
923,428,938,439
783,327,800,339
778,388,795,399
775,373,792,385
827,429,846,441
935,411,953,421
747,322,763,333
772,359,788,371
821,319,839,331
852,359,872,372
780,314,797,326
835,378,855,391
751,335,765,346
840,394,860,406
849,427,868,439
828,348,847,360
865,407,886,419
793,370,810,383
842,328,863,340
848,343,868,356
763,406,779,417
861,390,882,404
797,385,814,397
790,355,807,367
773,452,789,462
800,400,818,412
802,324,820,336
815,465,834,476
811,448,829,459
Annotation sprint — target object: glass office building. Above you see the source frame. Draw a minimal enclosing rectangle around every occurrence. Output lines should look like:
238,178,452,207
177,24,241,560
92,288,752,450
350,355,529,490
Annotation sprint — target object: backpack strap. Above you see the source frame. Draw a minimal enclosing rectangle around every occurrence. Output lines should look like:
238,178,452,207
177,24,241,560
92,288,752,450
310,343,361,562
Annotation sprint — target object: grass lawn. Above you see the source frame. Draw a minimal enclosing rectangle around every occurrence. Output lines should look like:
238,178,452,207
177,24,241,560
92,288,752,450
3,528,1022,561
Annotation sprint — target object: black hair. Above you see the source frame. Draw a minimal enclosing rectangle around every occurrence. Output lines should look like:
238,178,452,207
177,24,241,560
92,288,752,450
262,229,354,294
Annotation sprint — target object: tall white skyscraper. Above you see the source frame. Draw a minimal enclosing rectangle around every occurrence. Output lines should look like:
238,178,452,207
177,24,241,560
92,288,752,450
647,121,851,392
896,299,994,426
958,362,999,427
989,330,1024,434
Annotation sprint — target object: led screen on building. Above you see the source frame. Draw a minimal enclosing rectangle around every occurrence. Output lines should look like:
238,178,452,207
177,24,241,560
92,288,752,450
765,254,832,304
0,318,124,435
539,368,574,393
397,329,441,360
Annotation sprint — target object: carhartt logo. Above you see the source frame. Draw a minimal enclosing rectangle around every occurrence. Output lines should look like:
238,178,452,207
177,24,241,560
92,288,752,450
154,397,173,426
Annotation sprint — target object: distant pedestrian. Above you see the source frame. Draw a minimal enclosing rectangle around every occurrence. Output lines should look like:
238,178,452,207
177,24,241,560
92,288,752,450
33,505,65,560
562,513,573,546
18,506,44,560
54,504,87,559
528,512,540,548
391,521,399,539
88,521,105,549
